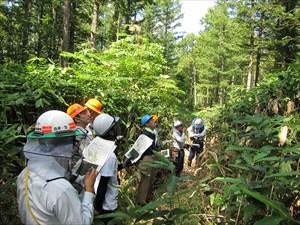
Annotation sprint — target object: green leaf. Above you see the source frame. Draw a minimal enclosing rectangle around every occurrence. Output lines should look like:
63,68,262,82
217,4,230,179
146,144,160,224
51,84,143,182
243,204,260,222
255,156,280,163
253,152,271,162
214,177,243,184
243,152,253,165
136,199,165,213
253,215,284,225
167,175,178,196
240,186,290,218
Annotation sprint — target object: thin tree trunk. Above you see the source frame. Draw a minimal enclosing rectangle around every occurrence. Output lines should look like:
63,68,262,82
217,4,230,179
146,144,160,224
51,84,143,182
283,0,297,65
192,63,197,108
247,0,255,90
206,88,209,107
90,0,99,49
36,1,44,58
254,49,261,85
125,0,131,34
69,1,76,52
62,0,71,67
246,53,254,90
112,1,120,42
219,56,224,105
254,12,264,86
21,0,32,62
51,0,57,58
0,40,4,63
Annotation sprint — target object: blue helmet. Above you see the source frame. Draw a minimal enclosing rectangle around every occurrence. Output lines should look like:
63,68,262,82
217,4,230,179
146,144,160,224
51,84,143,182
192,118,204,129
141,114,152,126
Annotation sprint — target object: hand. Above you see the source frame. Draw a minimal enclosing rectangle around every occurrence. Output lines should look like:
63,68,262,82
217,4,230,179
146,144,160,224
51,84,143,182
122,158,133,168
84,168,99,193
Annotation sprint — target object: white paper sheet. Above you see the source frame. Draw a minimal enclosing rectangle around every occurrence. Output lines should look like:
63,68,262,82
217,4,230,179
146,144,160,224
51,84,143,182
125,134,153,163
82,137,117,171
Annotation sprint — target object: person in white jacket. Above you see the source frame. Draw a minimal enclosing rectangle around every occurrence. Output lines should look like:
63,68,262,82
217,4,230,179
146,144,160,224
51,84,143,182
187,118,206,167
91,113,120,225
172,120,186,176
17,110,98,225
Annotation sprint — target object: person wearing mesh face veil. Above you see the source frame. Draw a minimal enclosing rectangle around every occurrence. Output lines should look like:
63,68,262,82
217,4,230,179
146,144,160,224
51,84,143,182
16,110,98,225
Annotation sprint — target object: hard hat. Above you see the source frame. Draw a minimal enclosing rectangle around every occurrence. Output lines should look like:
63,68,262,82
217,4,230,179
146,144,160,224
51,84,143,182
92,113,119,136
27,110,84,139
152,114,160,122
66,103,87,118
85,98,102,114
174,120,183,128
195,118,202,125
141,114,152,126
192,118,204,129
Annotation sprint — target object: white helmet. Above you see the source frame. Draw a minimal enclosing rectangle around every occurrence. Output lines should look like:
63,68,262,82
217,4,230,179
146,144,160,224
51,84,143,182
174,120,183,128
92,113,119,136
195,118,203,125
28,110,83,139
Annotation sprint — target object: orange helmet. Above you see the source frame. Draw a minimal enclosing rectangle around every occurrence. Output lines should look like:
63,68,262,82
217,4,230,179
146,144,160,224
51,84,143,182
85,98,102,114
67,103,87,118
152,114,160,122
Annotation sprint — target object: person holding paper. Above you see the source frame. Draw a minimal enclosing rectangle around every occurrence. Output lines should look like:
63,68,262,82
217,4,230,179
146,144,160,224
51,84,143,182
172,120,186,177
67,103,94,190
187,118,206,167
17,110,98,225
91,113,120,224
135,114,159,205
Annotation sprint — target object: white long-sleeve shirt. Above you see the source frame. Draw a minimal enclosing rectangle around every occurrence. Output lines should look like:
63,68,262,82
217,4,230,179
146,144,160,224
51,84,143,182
17,157,95,225
172,128,186,150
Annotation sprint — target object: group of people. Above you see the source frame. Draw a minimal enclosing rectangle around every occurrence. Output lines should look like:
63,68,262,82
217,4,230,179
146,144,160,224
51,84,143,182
16,99,206,225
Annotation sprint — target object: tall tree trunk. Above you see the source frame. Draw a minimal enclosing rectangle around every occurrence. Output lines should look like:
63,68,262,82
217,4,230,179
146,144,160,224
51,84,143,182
125,0,131,33
246,0,255,90
254,12,264,86
283,0,297,65
90,0,99,49
36,1,44,58
51,0,57,58
246,53,254,90
192,63,197,108
0,40,4,63
219,56,224,105
21,0,32,62
62,0,71,67
254,49,261,85
206,88,209,107
112,1,120,42
69,1,76,52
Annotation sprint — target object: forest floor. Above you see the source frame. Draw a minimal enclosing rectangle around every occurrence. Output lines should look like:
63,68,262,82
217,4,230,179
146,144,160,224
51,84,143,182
170,137,229,225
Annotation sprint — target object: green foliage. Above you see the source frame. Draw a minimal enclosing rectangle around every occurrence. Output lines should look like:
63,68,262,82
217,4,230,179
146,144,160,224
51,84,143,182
0,36,185,223
206,60,300,224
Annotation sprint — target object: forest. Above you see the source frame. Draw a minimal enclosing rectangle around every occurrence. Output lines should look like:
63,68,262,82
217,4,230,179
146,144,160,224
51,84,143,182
0,0,299,224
